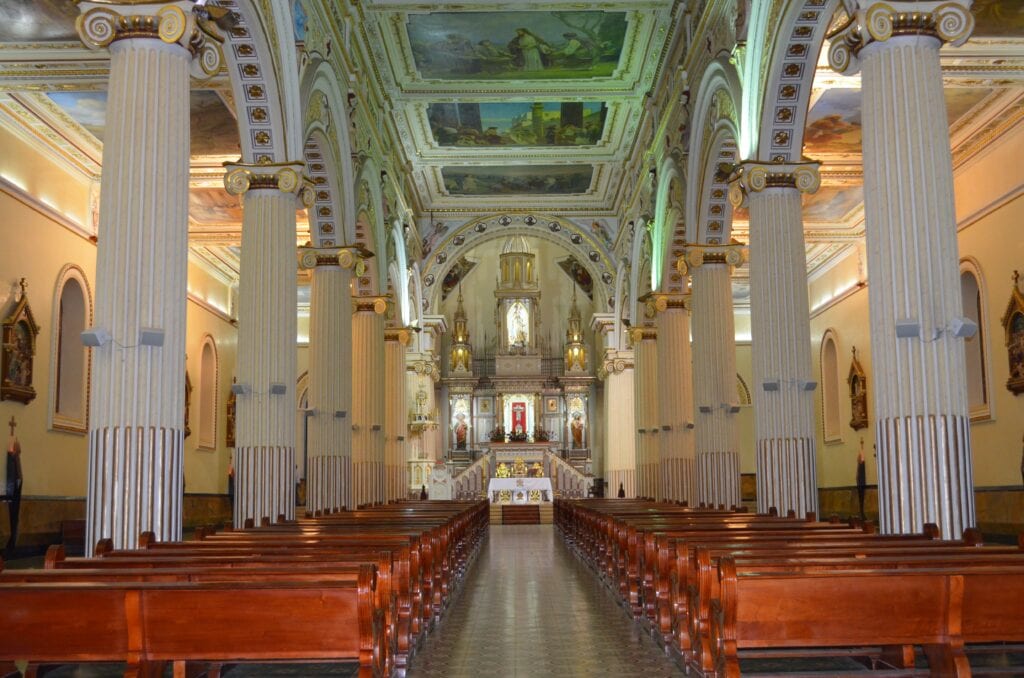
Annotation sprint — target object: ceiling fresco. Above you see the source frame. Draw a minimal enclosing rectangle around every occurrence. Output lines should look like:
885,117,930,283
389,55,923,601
0,0,77,43
427,102,607,147
406,11,627,81
441,165,594,196
971,0,1024,38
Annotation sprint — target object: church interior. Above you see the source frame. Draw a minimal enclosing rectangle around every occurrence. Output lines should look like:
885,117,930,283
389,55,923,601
2,0,1024,675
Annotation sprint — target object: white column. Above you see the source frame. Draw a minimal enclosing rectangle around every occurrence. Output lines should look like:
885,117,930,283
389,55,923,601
602,353,636,498
352,296,386,507
831,1,976,538
633,327,659,499
655,293,696,504
76,2,221,550
732,162,821,517
225,163,310,528
384,327,410,502
688,247,743,508
301,248,358,513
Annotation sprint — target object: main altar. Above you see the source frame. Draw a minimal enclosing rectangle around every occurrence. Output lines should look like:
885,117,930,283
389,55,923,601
487,456,552,504
441,236,596,476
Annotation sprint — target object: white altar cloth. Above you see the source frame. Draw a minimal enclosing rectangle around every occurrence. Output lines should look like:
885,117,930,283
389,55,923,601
487,477,553,504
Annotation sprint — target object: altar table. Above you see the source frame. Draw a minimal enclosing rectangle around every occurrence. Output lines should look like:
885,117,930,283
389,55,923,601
487,477,553,504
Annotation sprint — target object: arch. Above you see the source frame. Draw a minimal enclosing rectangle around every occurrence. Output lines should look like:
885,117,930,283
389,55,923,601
820,328,841,442
628,219,651,327
613,258,629,346
754,0,842,163
652,153,688,291
198,335,219,449
410,261,425,328
355,156,388,294
738,0,774,158
390,220,411,325
687,58,742,245
960,258,991,420
736,373,752,406
48,264,92,433
300,58,357,247
419,213,613,313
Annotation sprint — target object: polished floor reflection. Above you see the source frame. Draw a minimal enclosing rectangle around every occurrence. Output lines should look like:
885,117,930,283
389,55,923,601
407,525,684,678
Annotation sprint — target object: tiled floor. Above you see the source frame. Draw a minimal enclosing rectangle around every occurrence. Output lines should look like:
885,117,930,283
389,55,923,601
407,525,684,678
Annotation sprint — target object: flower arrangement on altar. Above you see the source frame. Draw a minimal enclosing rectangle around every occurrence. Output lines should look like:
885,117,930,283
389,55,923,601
533,427,551,442
489,426,507,443
508,428,529,443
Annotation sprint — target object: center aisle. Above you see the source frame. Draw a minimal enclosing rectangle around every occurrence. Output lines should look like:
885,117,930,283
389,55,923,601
407,525,684,677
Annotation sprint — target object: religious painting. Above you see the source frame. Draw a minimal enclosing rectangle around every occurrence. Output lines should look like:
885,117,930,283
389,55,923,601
848,347,868,430
189,187,244,225
556,255,594,300
46,92,107,142
1001,271,1024,395
225,379,237,448
442,165,594,196
477,398,491,414
1,280,40,404
971,0,1024,38
803,88,862,157
441,257,478,301
802,185,864,223
190,91,241,158
406,11,628,81
546,397,558,413
510,401,527,440
0,0,79,43
427,102,607,147
292,0,308,43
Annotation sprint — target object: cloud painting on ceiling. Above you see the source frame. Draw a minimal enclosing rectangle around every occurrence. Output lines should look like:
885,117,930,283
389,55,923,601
406,11,628,80
971,0,1024,37
804,87,994,157
46,90,240,156
0,0,78,42
442,166,594,195
189,188,242,225
427,102,607,147
802,185,864,223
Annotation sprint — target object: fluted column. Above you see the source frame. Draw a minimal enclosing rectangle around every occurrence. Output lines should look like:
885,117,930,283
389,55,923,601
602,352,636,498
77,1,222,550
731,162,820,517
225,163,310,528
300,248,360,513
632,326,659,499
655,293,696,504
384,327,411,502
830,1,976,538
352,296,386,507
687,245,744,508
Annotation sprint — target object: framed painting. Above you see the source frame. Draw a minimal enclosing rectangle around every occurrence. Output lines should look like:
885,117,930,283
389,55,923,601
1,279,40,404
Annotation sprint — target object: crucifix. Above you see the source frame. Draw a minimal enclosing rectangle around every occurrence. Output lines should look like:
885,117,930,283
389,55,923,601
7,416,14,438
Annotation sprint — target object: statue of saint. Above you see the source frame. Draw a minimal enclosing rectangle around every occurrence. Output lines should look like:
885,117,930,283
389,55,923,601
453,413,468,450
570,413,584,449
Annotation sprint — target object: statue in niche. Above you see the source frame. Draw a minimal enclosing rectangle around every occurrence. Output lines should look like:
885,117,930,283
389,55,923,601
848,347,868,431
2,279,40,404
507,301,529,348
570,413,585,449
453,412,468,450
1002,271,1024,395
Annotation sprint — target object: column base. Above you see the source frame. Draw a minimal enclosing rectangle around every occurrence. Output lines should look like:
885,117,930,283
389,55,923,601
234,446,295,528
696,451,740,508
87,426,184,552
756,437,818,518
660,457,695,505
607,469,635,499
307,454,351,514
877,414,975,539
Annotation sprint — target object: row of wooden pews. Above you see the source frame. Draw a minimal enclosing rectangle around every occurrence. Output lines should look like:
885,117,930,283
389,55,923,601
0,499,489,678
555,498,1024,677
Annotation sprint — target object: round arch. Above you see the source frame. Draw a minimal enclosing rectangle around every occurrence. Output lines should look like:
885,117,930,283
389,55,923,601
355,157,388,294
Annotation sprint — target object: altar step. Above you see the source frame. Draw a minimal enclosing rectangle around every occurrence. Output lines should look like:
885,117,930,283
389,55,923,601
494,504,553,525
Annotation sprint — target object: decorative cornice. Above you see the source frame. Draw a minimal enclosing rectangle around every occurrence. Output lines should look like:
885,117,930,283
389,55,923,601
677,242,748,274
223,161,314,207
828,0,974,75
75,1,223,79
728,160,821,208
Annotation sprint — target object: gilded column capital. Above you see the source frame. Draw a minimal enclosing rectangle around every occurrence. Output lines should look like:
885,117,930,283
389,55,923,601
223,161,315,207
677,242,748,275
652,293,691,314
75,1,223,78
629,326,658,344
298,246,369,276
385,327,414,346
828,0,974,74
598,352,634,381
728,160,820,209
353,295,388,315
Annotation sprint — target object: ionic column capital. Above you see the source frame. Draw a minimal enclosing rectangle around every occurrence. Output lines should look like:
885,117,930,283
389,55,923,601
651,293,691,314
76,1,223,77
629,326,658,344
677,242,748,275
828,0,974,74
728,160,821,209
385,327,414,346
224,162,314,207
598,351,634,380
299,246,369,275
353,295,388,315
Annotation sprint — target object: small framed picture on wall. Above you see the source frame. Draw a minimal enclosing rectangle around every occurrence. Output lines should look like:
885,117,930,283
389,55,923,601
478,398,491,414
546,397,558,413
